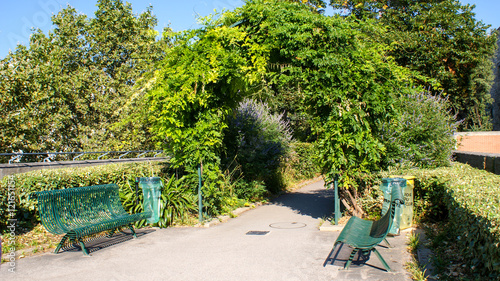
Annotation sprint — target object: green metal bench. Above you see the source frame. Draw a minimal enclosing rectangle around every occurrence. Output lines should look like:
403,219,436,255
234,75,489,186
31,184,151,256
333,184,404,272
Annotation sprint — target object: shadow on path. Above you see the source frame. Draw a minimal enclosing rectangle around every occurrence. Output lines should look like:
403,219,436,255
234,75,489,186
60,228,156,255
271,184,335,219
323,242,388,272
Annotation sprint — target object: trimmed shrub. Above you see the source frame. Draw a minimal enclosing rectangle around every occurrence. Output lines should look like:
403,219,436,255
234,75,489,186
0,140,321,234
380,163,500,278
0,161,196,233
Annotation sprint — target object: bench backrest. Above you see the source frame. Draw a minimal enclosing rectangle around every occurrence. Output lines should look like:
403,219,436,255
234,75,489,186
370,184,404,238
32,184,128,235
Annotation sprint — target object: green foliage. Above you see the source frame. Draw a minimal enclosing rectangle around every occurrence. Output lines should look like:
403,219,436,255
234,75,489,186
329,0,390,18
407,232,421,254
283,0,328,13
228,1,416,188
296,18,409,184
0,0,163,153
147,16,265,192
120,176,197,228
197,162,267,216
405,256,428,281
380,91,459,168
381,163,500,278
0,162,169,232
330,0,498,130
410,177,449,224
149,0,417,216
282,142,320,183
149,17,261,160
0,159,287,234
232,180,267,202
356,184,383,220
224,99,293,192
157,177,197,227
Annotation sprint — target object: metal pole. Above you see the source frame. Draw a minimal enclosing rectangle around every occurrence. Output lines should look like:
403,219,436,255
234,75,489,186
334,174,341,225
135,177,139,206
197,163,203,223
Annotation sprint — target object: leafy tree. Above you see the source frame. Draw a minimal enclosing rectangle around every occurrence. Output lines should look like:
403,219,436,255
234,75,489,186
330,0,498,130
290,0,328,12
149,0,416,216
0,18,94,154
329,0,384,18
146,16,259,211
0,0,162,155
147,13,274,215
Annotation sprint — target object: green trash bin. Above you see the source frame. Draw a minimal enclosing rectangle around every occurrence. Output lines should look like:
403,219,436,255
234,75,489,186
139,177,163,224
380,178,406,236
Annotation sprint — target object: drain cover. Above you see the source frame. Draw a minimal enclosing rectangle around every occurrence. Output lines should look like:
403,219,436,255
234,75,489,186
246,231,270,235
269,222,307,229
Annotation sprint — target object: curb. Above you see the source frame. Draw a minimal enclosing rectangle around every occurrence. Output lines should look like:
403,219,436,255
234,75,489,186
196,203,262,228
318,221,344,232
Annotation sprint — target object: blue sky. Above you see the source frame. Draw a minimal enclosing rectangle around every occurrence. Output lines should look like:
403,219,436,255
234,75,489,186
0,0,498,59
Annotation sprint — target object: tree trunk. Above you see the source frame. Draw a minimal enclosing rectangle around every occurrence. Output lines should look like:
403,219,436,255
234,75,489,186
340,187,364,217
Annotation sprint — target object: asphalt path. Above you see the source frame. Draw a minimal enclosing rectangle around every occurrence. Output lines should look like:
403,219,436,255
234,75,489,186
1,180,411,280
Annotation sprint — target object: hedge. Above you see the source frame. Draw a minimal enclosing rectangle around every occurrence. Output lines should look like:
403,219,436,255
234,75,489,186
0,141,321,235
0,161,172,233
382,163,500,278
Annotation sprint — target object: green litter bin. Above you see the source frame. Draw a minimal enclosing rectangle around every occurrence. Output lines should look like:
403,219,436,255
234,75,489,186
380,178,406,236
139,177,163,224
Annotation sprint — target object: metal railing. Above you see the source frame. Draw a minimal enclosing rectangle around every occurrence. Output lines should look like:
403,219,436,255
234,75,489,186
0,150,165,164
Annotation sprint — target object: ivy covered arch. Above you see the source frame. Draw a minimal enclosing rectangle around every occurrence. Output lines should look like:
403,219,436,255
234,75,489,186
148,0,416,215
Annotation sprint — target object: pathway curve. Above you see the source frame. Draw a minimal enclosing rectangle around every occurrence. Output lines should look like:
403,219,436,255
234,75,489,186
1,180,411,280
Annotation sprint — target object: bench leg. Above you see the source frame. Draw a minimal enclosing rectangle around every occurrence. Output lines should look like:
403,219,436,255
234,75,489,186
128,225,138,239
78,238,89,256
372,247,391,272
383,238,392,248
344,248,359,270
54,235,69,254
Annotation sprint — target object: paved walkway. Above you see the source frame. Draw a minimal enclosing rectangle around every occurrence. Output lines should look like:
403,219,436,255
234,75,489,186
1,180,411,280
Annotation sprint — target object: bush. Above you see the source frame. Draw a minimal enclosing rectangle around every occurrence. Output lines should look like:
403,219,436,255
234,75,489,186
380,90,459,168
281,142,320,185
224,99,293,192
0,161,196,233
1,140,321,234
232,180,267,202
380,163,500,278
121,175,197,228
0,159,283,234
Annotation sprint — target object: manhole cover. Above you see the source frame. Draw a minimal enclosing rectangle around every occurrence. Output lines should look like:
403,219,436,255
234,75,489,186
246,231,270,235
269,222,307,229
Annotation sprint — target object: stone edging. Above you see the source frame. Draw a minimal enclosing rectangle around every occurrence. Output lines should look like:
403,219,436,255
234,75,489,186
195,202,264,228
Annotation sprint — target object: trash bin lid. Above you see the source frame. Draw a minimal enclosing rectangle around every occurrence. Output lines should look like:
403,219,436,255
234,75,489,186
382,177,405,183
139,177,163,188
139,177,161,182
